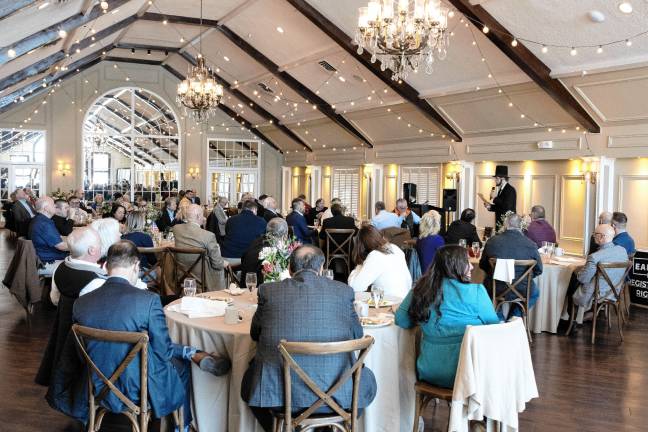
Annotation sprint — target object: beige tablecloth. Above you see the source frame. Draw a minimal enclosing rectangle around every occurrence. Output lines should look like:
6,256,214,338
470,256,584,334
164,291,416,432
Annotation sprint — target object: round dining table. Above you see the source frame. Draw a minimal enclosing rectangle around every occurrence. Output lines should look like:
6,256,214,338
470,255,585,334
164,291,417,432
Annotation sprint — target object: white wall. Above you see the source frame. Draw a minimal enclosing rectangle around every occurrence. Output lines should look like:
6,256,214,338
0,61,284,201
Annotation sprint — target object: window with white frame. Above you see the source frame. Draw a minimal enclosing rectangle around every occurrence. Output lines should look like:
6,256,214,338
332,168,360,218
208,139,260,203
92,153,110,186
400,166,441,206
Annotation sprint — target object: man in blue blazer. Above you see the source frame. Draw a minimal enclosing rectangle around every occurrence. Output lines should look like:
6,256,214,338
222,199,267,258
47,241,230,429
286,198,316,244
241,245,377,431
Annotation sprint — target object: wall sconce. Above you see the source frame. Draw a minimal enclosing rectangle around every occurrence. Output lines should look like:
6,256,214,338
581,159,597,184
57,161,71,177
188,167,200,179
445,161,462,182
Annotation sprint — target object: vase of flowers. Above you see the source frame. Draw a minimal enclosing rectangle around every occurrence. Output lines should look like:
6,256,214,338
49,188,69,201
259,235,301,283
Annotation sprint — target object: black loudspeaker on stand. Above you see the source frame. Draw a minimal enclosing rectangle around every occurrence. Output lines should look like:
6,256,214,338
403,183,417,205
443,189,457,211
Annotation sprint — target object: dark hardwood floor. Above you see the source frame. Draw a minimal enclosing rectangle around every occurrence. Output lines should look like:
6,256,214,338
1,228,646,431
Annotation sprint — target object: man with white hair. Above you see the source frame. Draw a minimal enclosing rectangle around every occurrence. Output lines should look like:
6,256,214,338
35,227,106,386
11,187,36,237
261,196,281,222
572,224,629,309
28,196,68,275
173,204,228,290
588,211,613,255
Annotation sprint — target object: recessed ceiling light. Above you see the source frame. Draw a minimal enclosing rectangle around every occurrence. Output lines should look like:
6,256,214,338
276,26,284,34
618,2,633,13
38,2,50,10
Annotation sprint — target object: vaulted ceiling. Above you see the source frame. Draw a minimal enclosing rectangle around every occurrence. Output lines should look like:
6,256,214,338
1,0,646,154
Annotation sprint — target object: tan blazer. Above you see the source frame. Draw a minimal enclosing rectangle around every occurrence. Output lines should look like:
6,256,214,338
172,222,226,291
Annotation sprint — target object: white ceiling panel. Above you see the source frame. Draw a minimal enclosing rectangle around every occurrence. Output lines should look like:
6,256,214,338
121,21,203,48
109,48,167,62
256,126,305,152
226,0,338,68
147,0,245,21
481,0,648,76
290,118,363,149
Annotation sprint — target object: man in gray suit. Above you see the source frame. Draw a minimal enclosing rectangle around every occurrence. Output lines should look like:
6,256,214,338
212,196,229,243
573,224,629,308
172,204,228,291
11,188,36,237
241,245,377,431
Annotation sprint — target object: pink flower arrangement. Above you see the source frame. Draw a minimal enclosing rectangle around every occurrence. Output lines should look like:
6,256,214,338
258,235,301,282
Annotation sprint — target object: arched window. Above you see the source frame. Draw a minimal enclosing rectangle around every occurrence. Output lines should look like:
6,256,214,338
82,88,180,203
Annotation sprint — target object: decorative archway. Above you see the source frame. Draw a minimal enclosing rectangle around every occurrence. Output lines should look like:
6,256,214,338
82,87,181,203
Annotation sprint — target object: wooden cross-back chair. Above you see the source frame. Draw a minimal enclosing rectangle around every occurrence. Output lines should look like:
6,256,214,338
488,258,537,343
412,327,453,432
168,246,207,294
324,229,356,273
71,324,183,432
274,336,375,432
566,261,631,344
136,246,167,293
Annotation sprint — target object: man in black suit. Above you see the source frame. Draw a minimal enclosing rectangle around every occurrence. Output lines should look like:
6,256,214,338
445,208,481,246
319,203,357,253
482,165,516,230
11,188,36,237
52,199,74,236
261,196,282,222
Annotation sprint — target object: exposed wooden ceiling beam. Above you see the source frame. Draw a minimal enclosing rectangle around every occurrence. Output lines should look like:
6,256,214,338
287,0,462,142
0,0,130,65
446,0,600,133
141,13,373,148
178,51,311,152
0,0,38,21
101,56,162,66
162,63,284,154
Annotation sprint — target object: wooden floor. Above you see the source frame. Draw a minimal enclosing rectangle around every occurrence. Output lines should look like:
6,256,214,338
1,228,647,432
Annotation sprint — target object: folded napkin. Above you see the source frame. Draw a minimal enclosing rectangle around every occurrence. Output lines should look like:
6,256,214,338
167,297,227,319
493,259,515,284
225,283,246,295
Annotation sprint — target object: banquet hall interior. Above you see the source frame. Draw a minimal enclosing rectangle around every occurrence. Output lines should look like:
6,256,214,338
1,0,648,431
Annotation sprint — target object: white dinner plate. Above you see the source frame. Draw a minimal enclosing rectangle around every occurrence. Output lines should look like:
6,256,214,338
360,315,394,328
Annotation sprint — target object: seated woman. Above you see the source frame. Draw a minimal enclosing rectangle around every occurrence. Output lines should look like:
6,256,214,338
105,203,127,234
122,210,157,270
417,210,445,273
348,224,412,299
395,245,499,388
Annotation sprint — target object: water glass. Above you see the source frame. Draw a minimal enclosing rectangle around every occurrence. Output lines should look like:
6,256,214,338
245,273,257,292
471,242,481,258
324,269,334,280
183,278,197,297
371,285,384,308
458,239,467,248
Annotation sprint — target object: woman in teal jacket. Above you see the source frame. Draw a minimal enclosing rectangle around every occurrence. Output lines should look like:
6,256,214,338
395,245,499,388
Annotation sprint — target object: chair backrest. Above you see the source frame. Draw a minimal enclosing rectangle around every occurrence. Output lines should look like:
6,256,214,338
168,246,207,293
324,229,355,267
594,261,631,303
137,246,167,290
488,258,537,307
380,227,411,249
277,336,375,430
71,324,149,418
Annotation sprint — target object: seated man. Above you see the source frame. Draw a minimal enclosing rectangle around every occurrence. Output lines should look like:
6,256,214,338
240,218,289,287
11,188,36,238
573,224,629,308
48,241,230,429
52,199,74,237
479,213,543,316
173,204,228,291
444,208,481,247
28,196,69,275
611,212,636,256
241,245,377,431
319,203,357,254
222,199,267,259
286,198,316,244
370,201,401,230
524,205,557,248
320,197,342,223
36,227,106,386
261,196,282,222
394,198,420,236
588,211,612,255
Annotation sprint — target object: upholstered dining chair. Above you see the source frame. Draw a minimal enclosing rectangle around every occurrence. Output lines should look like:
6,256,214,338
71,324,184,432
488,258,537,343
273,335,375,432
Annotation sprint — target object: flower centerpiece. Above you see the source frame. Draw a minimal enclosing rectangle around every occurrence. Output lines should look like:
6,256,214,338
497,210,530,233
259,235,301,283
49,188,70,201
100,201,112,216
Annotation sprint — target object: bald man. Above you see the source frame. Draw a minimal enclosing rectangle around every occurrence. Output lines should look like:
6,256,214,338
573,224,629,308
172,204,228,291
587,211,613,255
28,196,69,275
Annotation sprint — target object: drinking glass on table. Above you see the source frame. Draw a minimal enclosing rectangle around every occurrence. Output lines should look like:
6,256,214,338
245,273,257,292
183,278,197,297
370,285,384,308
324,269,334,280
458,239,467,248
471,242,481,258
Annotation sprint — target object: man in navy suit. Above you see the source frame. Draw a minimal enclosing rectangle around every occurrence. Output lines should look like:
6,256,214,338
48,241,231,429
286,198,316,244
222,199,267,259
241,245,377,431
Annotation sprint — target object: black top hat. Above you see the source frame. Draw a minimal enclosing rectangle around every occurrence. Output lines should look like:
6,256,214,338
493,165,509,178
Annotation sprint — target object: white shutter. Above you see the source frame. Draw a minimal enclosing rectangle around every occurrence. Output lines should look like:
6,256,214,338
401,166,441,206
332,168,360,218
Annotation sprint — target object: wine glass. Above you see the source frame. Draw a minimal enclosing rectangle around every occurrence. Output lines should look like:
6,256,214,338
458,239,467,248
245,273,257,292
324,269,334,280
471,242,481,258
370,285,384,308
183,278,196,297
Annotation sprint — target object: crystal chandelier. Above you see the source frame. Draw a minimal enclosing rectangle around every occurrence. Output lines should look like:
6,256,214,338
355,0,450,81
92,122,107,150
176,0,223,122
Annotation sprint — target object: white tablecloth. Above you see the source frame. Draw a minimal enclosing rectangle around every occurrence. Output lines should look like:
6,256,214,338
164,291,416,432
470,257,584,334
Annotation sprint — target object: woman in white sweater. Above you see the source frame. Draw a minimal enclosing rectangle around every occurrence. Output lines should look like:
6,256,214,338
348,224,412,299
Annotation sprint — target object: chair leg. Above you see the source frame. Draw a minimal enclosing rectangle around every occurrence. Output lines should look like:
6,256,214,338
606,304,612,329
565,302,576,336
591,305,599,344
616,305,624,342
413,391,422,432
